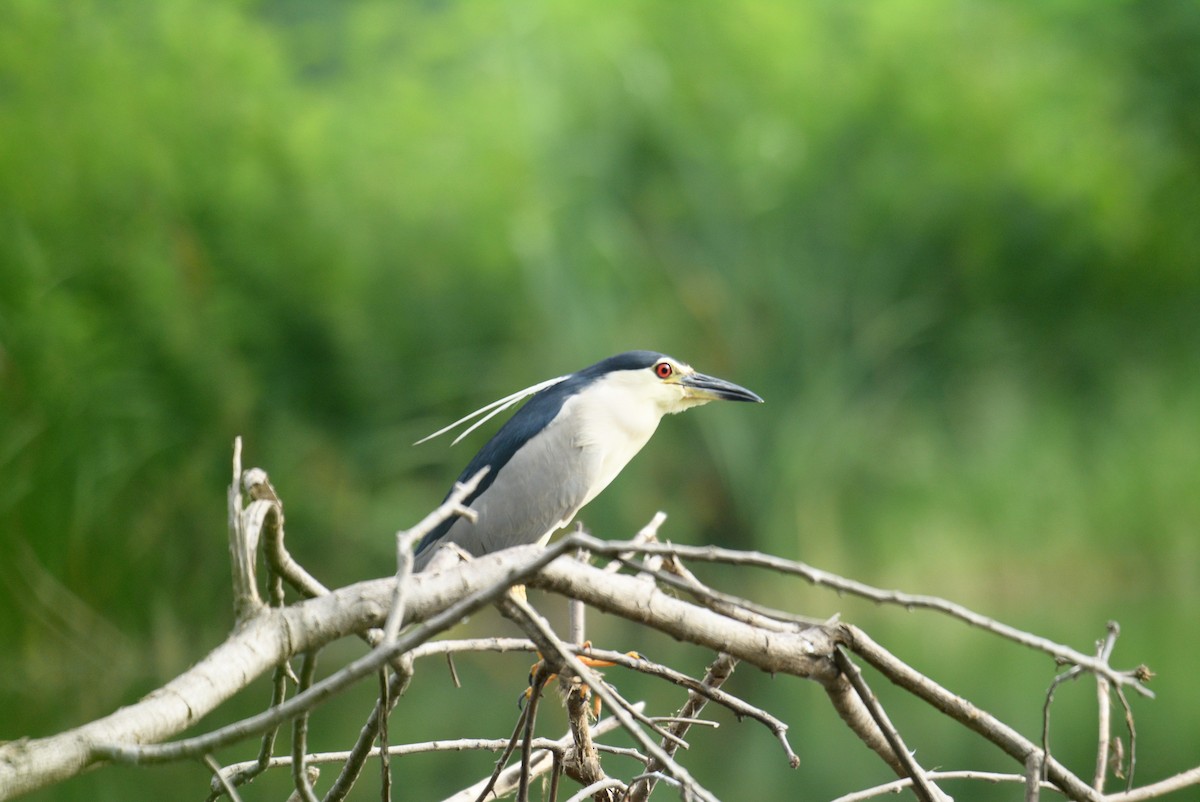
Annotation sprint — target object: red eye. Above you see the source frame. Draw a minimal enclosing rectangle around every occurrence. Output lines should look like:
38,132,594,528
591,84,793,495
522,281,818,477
654,361,673,379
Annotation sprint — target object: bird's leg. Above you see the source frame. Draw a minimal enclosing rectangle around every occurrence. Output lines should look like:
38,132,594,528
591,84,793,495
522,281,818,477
521,642,643,716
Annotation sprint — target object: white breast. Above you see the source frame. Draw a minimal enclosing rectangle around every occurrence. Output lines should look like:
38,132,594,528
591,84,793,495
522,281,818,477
563,372,666,509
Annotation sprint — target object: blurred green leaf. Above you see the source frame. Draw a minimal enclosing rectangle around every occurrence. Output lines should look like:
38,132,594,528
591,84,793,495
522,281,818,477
1,1,1197,799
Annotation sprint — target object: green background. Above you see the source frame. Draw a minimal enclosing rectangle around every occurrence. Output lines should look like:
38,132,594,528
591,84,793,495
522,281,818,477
2,1,1197,799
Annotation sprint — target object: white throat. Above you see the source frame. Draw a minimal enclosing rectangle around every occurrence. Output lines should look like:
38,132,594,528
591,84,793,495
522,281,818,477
565,371,679,507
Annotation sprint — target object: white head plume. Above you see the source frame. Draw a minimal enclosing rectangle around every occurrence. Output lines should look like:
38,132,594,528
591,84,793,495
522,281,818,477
414,374,570,446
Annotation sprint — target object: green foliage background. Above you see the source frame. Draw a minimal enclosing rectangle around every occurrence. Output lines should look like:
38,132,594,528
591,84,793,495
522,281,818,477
1,1,1197,799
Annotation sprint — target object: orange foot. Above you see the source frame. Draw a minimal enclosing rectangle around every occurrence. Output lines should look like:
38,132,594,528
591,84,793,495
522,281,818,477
519,642,643,715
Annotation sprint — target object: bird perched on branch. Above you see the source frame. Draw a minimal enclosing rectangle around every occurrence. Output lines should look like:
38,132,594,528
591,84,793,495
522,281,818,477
413,350,762,571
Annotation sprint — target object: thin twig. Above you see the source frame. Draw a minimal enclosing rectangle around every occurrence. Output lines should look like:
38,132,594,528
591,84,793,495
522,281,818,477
518,663,549,802
646,717,718,729
601,512,667,573
1114,683,1138,791
1042,664,1083,781
207,660,294,800
474,703,531,802
579,647,797,769
445,705,644,802
204,754,244,802
1093,623,1119,792
656,554,823,630
256,467,329,600
227,438,264,619
498,593,719,802
292,651,320,802
834,646,946,802
1104,766,1200,802
831,770,1064,802
624,772,679,795
382,469,486,643
627,652,739,802
570,537,1153,699
378,669,391,802
845,625,1101,802
221,736,627,774
563,778,626,802
548,751,563,802
322,656,411,802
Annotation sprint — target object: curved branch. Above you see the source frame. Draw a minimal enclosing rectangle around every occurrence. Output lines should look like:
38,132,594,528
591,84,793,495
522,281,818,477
844,625,1101,802
567,540,1154,699
0,553,543,800
0,538,1183,802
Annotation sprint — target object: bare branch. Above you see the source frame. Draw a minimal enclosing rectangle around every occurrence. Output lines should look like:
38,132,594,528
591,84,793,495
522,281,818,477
833,647,947,802
578,540,1154,699
564,778,626,802
628,652,738,802
1104,767,1200,802
204,754,244,802
1026,750,1044,802
831,770,1064,802
382,468,487,643
3,492,1187,802
844,625,1101,802
1094,623,1120,793
227,437,263,618
601,512,667,573
291,651,320,802
657,553,823,630
376,668,391,802
444,704,644,802
518,660,549,802
498,592,720,802
579,648,798,771
255,466,329,600
527,546,844,681
206,658,294,801
322,658,413,802
1114,682,1139,792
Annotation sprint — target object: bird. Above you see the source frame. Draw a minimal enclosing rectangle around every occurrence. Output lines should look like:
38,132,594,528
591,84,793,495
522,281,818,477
412,350,763,571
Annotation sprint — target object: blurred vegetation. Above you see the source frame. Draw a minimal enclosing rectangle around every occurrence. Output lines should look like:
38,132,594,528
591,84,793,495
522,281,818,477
1,1,1197,799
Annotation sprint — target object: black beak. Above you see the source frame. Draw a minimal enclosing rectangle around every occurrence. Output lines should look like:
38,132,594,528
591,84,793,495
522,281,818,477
680,372,764,403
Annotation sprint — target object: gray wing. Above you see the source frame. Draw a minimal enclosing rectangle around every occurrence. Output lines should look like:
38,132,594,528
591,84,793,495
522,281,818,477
413,413,600,569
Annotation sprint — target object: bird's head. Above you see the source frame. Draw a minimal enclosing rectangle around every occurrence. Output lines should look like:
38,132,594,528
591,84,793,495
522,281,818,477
590,351,764,417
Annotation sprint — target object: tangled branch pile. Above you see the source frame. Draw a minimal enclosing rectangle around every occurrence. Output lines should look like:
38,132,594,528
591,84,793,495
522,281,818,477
1,440,1190,802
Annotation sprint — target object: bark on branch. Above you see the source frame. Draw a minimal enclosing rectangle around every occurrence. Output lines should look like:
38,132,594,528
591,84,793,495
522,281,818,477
0,446,1190,802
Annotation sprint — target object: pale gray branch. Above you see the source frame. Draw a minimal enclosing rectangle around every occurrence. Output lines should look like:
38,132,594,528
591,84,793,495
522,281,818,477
845,625,1101,802
831,770,1065,802
1103,766,1200,802
0,517,1184,802
570,539,1154,699
227,437,263,618
443,704,643,802
833,646,948,802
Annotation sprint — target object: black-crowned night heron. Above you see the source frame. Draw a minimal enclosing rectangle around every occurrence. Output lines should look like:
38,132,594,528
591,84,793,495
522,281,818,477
413,350,762,571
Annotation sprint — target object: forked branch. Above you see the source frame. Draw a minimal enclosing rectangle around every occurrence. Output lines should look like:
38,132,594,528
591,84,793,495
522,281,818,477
0,442,1192,802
